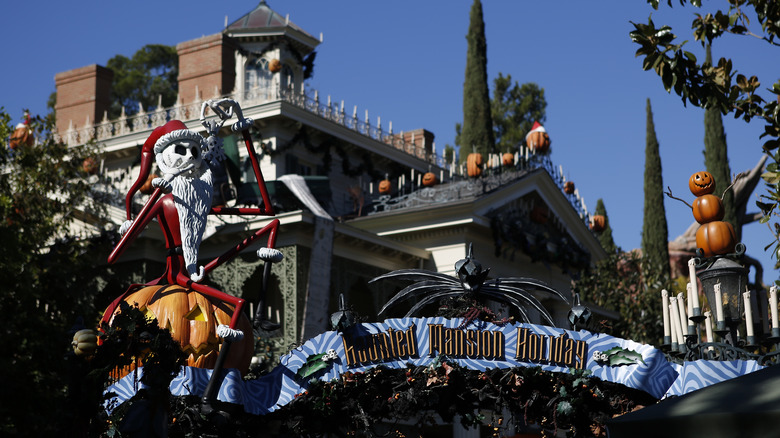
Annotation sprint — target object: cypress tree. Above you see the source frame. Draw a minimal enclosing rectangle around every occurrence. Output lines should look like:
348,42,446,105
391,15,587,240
642,99,671,280
459,0,495,163
703,45,737,237
594,199,618,255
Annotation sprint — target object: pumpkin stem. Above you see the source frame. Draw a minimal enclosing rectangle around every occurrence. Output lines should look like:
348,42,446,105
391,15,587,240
664,186,693,209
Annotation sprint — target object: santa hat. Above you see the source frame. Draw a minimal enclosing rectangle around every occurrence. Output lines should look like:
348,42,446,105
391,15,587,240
123,120,203,219
526,121,546,137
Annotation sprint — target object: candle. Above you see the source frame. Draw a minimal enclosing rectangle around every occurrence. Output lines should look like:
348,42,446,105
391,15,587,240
704,311,715,351
669,297,685,346
714,282,725,323
704,311,714,343
677,292,689,334
662,290,671,339
744,290,755,337
686,282,694,319
771,286,779,329
688,258,701,311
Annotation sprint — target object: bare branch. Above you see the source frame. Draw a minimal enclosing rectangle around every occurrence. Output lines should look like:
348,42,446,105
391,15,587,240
665,186,693,209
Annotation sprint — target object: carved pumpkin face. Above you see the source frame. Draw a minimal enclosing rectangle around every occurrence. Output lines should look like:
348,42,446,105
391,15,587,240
689,171,716,196
590,215,606,232
692,194,724,224
422,172,437,187
696,221,736,257
467,153,483,178
527,131,551,154
502,153,514,167
106,285,254,375
378,179,392,194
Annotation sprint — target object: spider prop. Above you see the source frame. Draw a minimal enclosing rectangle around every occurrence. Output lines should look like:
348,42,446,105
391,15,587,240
370,244,569,326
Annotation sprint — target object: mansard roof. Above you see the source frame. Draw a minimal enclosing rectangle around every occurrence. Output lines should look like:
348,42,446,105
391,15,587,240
225,1,320,52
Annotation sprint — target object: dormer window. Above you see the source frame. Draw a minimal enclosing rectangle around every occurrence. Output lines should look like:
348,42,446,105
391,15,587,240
245,57,272,99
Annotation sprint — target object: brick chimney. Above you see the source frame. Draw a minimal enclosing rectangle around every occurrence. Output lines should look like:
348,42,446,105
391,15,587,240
401,129,435,155
54,65,113,138
177,33,237,104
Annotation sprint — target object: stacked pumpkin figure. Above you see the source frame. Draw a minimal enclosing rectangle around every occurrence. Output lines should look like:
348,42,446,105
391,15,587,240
689,171,737,257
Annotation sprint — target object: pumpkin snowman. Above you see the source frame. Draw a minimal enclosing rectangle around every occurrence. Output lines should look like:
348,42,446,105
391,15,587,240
687,171,737,257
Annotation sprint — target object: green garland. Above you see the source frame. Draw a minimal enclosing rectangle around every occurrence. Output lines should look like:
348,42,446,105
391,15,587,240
261,125,385,180
268,363,655,438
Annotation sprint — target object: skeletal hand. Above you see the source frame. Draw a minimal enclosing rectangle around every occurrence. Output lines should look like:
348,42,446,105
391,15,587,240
152,177,173,194
119,220,134,236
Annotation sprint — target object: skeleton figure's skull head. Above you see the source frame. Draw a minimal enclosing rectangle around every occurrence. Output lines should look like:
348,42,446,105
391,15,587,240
156,138,204,175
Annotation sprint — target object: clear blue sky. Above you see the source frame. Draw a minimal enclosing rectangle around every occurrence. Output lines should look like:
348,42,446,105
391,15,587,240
3,1,778,284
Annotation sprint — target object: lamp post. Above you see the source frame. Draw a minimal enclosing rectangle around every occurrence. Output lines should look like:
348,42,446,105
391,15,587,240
697,256,749,346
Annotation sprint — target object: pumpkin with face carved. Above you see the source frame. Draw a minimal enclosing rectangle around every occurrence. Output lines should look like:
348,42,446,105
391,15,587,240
590,215,606,232
689,171,716,196
378,179,392,194
502,152,514,167
104,284,254,375
467,153,483,178
422,172,437,187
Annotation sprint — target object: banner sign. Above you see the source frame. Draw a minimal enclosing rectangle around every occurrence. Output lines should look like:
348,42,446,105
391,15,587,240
106,318,678,414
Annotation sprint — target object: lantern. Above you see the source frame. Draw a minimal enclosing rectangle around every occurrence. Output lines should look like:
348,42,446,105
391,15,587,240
689,171,716,196
104,284,254,375
525,121,550,154
590,215,606,232
467,153,483,178
422,172,437,187
269,58,282,73
563,181,575,195
502,152,515,167
378,179,392,195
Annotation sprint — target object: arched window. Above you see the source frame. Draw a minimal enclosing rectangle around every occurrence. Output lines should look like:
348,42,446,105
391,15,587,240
245,58,272,99
280,64,294,91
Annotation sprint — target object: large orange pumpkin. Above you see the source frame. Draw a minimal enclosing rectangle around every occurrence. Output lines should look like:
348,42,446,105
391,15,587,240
689,171,716,196
378,179,392,195
422,172,437,187
502,153,515,167
590,215,606,232
269,58,282,73
467,153,483,178
104,284,254,375
526,131,550,154
696,221,736,257
692,194,724,224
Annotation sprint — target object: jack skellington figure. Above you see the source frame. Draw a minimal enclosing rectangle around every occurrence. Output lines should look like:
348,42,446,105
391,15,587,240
102,100,283,402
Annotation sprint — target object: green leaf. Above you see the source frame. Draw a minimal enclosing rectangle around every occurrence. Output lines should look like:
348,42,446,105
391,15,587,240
297,353,329,378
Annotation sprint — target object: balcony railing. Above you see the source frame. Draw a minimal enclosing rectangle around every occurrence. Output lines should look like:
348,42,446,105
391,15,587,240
54,84,450,170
